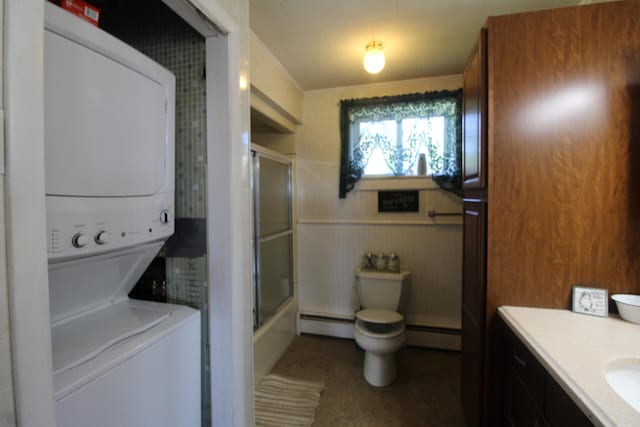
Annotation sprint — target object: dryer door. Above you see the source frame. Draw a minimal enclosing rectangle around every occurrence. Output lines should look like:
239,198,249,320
44,25,169,197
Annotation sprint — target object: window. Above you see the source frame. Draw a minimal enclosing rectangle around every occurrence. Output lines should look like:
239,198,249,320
339,89,462,198
356,116,445,176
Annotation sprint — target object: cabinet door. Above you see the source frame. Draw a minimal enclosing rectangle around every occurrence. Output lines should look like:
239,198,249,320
500,318,596,427
462,312,484,427
462,29,487,191
545,376,593,427
503,327,547,427
461,199,487,427
462,200,487,325
504,366,549,427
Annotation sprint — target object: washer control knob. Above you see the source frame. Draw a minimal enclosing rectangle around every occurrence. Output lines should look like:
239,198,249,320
72,233,90,248
159,209,171,224
95,231,110,245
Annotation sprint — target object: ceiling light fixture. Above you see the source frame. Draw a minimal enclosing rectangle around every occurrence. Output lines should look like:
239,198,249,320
363,41,385,74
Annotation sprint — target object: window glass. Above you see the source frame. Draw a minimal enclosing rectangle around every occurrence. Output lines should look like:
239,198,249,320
355,116,445,177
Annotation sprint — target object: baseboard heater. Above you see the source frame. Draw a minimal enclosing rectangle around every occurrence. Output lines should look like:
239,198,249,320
298,313,461,351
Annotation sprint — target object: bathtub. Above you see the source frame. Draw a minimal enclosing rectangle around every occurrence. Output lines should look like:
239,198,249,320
253,296,297,384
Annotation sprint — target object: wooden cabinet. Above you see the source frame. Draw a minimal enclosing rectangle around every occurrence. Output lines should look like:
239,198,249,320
503,324,547,427
504,370,548,427
460,2,640,426
461,28,488,427
462,29,487,191
462,201,486,324
501,321,593,427
461,311,484,426
461,200,486,426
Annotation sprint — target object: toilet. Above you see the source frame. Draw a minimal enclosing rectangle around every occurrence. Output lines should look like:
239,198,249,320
354,267,411,387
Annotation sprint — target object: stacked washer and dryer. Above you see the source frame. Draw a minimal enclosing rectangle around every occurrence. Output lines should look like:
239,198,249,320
44,3,200,426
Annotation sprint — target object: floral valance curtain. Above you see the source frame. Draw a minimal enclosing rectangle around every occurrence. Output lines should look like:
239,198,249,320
339,89,463,198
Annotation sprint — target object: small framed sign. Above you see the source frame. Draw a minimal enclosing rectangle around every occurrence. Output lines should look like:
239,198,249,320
377,190,419,213
572,286,608,317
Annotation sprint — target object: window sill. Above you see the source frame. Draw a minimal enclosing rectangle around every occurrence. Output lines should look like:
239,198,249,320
355,176,439,191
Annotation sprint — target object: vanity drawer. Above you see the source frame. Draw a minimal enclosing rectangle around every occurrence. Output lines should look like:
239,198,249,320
504,331,546,409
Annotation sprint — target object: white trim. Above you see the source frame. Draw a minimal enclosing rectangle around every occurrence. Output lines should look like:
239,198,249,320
250,89,299,133
5,0,57,424
186,0,238,34
355,176,440,191
206,22,254,427
297,314,461,350
299,309,354,321
299,316,355,339
298,218,462,226
161,0,223,37
206,35,233,426
304,73,463,95
250,143,291,164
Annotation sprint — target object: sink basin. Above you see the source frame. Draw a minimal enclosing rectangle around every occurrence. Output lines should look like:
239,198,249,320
606,360,640,412
611,294,640,324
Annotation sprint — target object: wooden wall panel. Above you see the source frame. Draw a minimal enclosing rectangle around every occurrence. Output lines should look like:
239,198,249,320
486,2,640,319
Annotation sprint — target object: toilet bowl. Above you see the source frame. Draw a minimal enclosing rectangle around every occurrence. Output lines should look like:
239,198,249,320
354,309,405,387
354,268,410,387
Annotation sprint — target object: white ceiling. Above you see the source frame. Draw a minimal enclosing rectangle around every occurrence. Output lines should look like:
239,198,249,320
249,0,603,90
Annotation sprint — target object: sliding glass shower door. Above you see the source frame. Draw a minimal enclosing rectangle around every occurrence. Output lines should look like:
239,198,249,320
252,148,293,329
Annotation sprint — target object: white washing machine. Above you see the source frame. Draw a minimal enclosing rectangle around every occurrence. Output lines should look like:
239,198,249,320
44,3,200,426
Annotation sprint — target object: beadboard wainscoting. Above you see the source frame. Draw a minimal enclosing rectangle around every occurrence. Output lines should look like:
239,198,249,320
297,219,462,350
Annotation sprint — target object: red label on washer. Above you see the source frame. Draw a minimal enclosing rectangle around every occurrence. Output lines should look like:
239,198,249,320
60,0,100,26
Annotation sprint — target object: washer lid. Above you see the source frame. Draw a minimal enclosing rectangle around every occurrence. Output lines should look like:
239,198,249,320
356,309,403,324
48,241,165,324
52,302,170,376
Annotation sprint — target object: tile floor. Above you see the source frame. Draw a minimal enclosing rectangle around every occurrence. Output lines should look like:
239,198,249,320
267,334,466,427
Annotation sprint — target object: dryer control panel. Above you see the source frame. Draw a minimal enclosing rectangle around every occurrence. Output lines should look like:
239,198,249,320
46,191,174,262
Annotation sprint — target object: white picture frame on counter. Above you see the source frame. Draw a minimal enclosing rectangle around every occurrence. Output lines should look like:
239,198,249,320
572,286,608,317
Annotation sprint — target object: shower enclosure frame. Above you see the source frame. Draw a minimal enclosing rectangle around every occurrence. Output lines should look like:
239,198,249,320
251,144,294,330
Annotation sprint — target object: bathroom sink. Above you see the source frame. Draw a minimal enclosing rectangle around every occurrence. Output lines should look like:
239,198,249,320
605,360,640,412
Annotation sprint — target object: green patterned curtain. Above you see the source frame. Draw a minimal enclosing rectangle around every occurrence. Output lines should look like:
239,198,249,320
339,89,462,198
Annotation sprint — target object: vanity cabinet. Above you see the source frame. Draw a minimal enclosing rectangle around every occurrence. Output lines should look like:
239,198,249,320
460,2,640,426
501,321,593,427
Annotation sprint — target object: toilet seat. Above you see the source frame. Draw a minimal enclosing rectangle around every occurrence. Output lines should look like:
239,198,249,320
355,309,404,339
356,309,403,324
355,319,404,339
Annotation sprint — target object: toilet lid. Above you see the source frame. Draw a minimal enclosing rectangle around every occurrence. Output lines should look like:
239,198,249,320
356,309,403,324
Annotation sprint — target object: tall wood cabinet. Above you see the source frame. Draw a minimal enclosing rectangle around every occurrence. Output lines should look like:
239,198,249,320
461,29,487,427
462,29,487,192
461,200,486,426
461,2,640,426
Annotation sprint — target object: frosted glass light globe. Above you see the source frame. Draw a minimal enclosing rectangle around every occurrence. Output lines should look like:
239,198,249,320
363,42,385,74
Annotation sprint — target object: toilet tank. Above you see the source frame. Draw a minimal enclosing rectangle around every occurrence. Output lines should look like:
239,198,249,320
355,268,411,312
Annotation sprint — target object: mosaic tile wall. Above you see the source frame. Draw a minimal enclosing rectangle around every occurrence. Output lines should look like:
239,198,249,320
100,2,211,425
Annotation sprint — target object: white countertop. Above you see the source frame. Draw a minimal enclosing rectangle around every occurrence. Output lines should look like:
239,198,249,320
498,306,640,427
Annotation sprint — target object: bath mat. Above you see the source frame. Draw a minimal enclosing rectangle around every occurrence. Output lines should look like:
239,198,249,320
255,373,324,427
